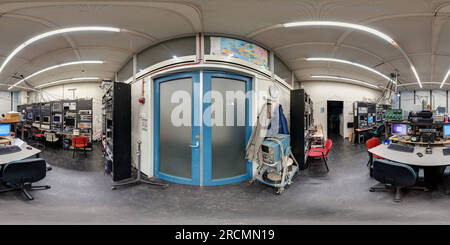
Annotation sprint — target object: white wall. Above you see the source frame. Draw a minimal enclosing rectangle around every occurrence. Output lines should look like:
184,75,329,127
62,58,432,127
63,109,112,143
27,82,103,140
0,91,12,115
301,81,382,139
400,90,448,113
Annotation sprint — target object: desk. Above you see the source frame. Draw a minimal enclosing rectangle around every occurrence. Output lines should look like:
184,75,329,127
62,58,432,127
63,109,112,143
369,144,450,167
310,124,325,147
0,136,14,145
354,127,374,144
389,136,450,146
0,139,41,165
369,144,450,194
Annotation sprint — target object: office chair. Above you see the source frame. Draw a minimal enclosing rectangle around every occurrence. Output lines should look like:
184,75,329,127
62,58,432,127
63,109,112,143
0,158,51,200
31,127,45,150
366,137,384,176
370,124,385,140
44,132,59,147
307,139,332,172
370,159,429,202
72,136,88,158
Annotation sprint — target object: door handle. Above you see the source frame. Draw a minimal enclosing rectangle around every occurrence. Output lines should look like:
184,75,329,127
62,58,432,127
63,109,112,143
189,141,199,148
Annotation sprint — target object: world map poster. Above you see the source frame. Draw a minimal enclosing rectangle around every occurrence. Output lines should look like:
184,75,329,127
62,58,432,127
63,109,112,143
210,37,269,69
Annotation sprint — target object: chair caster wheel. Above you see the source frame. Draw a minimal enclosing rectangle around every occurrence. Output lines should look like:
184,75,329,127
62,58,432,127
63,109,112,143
369,188,375,192
111,186,116,190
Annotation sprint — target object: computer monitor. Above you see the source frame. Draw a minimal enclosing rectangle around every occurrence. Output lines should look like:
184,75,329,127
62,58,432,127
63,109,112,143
35,115,40,122
359,115,365,121
392,123,407,135
43,116,50,123
368,116,374,123
27,112,32,119
53,115,61,122
444,124,450,137
0,124,11,136
376,115,381,121
65,118,75,127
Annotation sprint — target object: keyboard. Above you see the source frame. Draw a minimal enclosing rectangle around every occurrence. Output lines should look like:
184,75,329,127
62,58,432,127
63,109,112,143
0,145,22,155
443,148,450,156
388,143,414,153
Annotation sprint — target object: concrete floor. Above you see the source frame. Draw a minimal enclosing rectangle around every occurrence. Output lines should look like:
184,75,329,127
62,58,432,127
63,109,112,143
1,137,450,224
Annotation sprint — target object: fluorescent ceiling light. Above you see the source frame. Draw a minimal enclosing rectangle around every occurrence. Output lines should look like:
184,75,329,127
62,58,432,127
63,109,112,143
410,65,422,88
284,21,423,87
311,75,379,89
283,21,396,44
306,57,395,84
440,68,450,89
0,27,119,74
36,77,100,88
8,60,103,90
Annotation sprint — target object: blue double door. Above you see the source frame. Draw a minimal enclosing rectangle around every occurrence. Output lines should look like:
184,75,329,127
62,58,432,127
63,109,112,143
154,71,252,186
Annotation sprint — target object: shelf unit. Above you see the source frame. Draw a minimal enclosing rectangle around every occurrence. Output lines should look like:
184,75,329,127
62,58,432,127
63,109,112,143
102,82,131,182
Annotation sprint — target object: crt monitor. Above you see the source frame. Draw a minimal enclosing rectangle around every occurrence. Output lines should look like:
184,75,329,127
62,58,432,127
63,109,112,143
359,115,365,121
53,115,61,122
376,115,381,121
27,112,32,119
392,123,407,135
35,115,40,122
43,116,50,123
368,116,374,123
444,124,450,137
0,124,10,136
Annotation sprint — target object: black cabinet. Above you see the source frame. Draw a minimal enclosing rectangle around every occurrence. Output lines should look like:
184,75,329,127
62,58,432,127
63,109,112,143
102,82,131,181
290,89,313,169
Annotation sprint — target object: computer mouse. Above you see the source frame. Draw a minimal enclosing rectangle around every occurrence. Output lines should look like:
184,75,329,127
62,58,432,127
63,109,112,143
417,152,423,157
26,146,32,150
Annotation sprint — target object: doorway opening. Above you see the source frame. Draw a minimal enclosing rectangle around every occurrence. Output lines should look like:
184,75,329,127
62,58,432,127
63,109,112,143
327,100,343,138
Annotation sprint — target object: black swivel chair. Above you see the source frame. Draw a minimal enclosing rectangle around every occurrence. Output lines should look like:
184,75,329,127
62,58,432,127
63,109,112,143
0,158,51,200
370,159,428,202
369,124,385,140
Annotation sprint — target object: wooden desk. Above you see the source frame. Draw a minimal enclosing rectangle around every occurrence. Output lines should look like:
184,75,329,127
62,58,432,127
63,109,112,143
389,136,450,146
0,136,14,145
368,144,450,167
354,127,374,144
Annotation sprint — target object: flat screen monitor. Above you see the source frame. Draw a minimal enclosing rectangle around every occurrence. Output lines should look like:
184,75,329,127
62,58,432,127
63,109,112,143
43,116,50,123
376,115,381,121
0,123,10,136
444,124,450,137
368,116,374,123
359,115,365,121
34,116,40,122
392,123,407,135
53,115,61,122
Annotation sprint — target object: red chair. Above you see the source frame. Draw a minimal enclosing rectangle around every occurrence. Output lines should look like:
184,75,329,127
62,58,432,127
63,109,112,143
366,137,384,164
307,139,332,172
366,137,384,176
72,136,88,158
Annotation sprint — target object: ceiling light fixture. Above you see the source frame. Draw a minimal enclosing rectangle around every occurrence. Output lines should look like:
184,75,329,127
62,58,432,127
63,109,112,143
306,57,395,84
36,77,101,89
283,21,396,44
310,75,379,89
8,60,104,90
0,27,119,74
284,21,422,88
440,68,450,89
